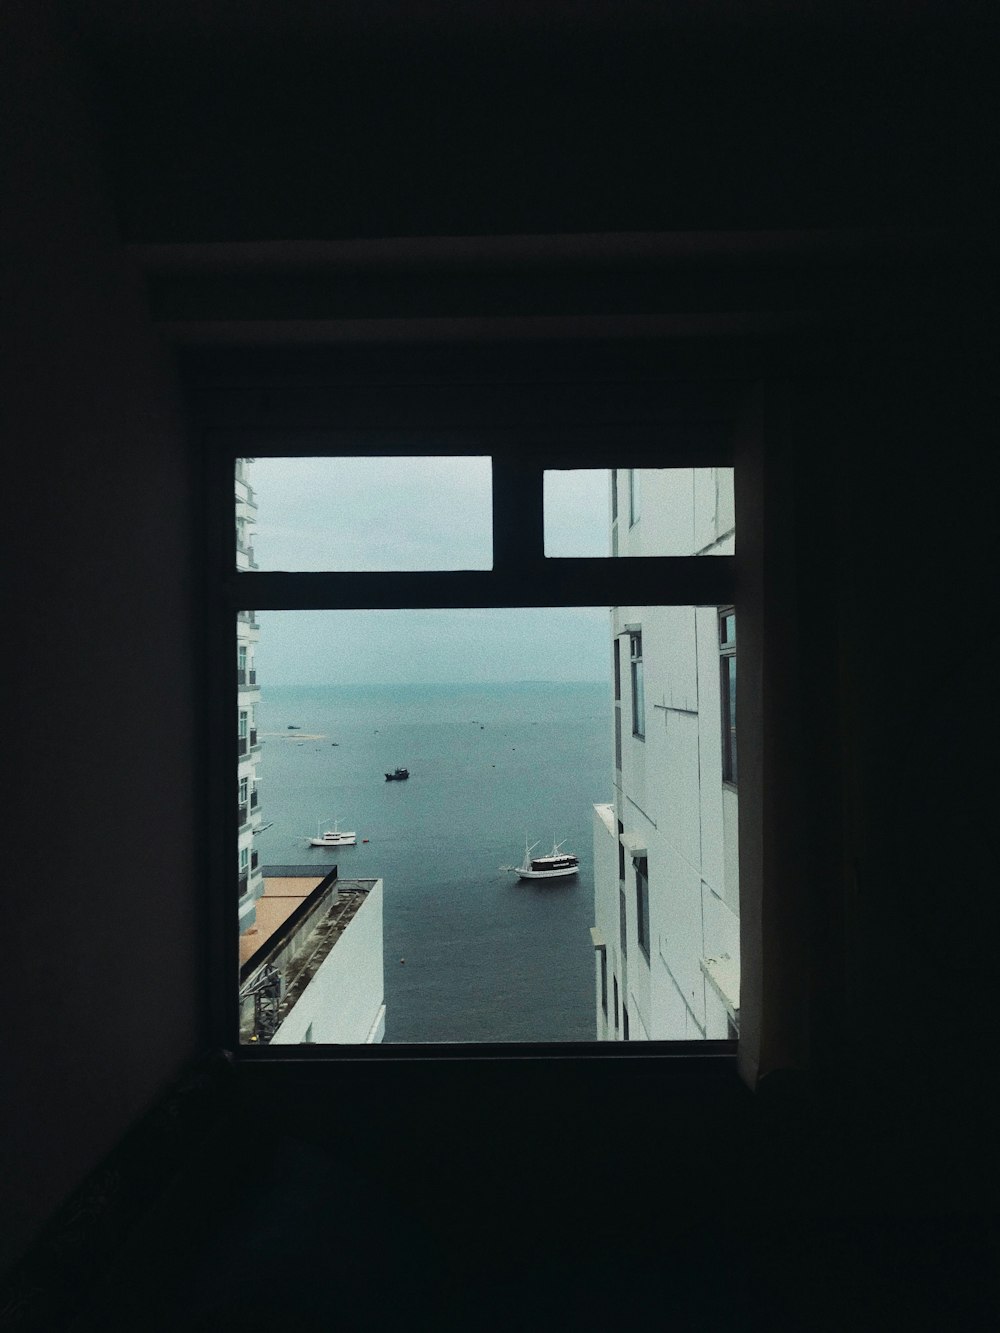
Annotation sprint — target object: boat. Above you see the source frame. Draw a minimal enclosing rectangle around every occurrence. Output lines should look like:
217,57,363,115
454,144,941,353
506,838,579,881
385,767,410,781
307,816,356,847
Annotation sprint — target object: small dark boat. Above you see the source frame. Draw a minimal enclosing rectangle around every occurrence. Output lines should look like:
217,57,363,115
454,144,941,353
287,725,301,730
385,767,410,781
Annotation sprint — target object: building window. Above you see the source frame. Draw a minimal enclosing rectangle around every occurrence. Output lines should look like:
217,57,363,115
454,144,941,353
218,445,741,1055
630,630,645,739
628,468,640,526
720,608,737,784
240,846,249,873
239,776,249,805
613,639,623,769
635,855,650,961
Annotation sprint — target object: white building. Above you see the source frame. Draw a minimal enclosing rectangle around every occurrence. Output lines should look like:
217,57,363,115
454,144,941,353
592,467,739,1041
240,868,386,1045
236,458,264,931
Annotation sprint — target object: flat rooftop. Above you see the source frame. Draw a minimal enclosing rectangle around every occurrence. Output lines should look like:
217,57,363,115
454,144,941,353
240,870,377,967
239,871,380,1044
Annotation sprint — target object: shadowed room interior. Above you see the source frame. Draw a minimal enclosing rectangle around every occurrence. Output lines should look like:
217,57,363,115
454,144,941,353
4,3,998,1328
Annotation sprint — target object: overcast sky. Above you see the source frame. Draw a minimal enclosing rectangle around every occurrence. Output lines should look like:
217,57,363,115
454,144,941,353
245,458,611,685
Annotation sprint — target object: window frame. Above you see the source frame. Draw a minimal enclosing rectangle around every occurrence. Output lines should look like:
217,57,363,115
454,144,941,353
635,854,650,961
719,605,737,787
206,413,758,1070
629,629,645,740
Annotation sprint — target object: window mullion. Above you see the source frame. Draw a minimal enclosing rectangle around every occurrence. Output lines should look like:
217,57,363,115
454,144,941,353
227,557,736,611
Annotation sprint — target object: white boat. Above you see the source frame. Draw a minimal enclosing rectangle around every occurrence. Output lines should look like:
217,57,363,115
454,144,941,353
508,838,579,881
307,816,356,847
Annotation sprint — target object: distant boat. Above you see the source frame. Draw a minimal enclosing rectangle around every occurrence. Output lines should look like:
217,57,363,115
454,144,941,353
385,767,410,782
307,816,356,847
287,725,301,730
505,838,579,882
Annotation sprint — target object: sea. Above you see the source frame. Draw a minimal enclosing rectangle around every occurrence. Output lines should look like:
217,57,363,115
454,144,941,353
253,681,613,1042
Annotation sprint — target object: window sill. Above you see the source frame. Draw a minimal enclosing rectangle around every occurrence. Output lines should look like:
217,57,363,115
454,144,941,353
232,1039,739,1066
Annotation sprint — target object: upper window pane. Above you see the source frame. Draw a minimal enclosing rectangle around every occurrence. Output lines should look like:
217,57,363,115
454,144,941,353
238,457,493,571
543,469,610,557
545,468,735,557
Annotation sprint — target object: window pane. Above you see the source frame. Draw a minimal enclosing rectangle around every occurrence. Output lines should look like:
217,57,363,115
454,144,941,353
236,602,741,1044
237,607,612,1045
543,469,611,556
545,467,735,557
241,456,493,571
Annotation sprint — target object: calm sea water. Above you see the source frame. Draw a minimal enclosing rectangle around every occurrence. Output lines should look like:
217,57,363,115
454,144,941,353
254,681,613,1042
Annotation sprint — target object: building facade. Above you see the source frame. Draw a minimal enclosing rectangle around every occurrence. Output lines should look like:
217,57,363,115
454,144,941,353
592,467,739,1040
240,869,386,1045
236,458,265,931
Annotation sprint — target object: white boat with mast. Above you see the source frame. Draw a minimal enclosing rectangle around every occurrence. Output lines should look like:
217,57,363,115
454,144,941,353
307,816,357,847
503,836,580,882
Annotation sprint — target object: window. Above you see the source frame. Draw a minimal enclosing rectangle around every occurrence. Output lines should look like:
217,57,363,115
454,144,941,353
218,443,742,1056
630,630,644,739
720,608,737,784
613,639,623,770
635,855,649,960
239,776,249,805
628,468,640,525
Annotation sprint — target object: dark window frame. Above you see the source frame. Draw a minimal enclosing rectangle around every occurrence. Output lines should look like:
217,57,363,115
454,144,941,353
209,413,747,1065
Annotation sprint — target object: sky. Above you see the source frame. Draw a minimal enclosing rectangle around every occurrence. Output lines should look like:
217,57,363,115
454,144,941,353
244,458,612,685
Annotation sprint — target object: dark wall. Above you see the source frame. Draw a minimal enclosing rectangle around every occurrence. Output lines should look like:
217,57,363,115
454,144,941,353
4,0,998,1306
3,3,204,1270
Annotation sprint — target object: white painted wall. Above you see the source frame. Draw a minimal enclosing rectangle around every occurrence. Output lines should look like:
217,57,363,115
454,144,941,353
594,468,739,1040
592,803,618,1038
271,880,385,1045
